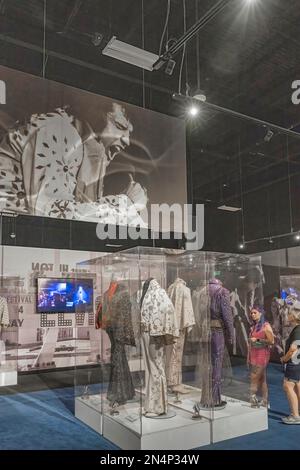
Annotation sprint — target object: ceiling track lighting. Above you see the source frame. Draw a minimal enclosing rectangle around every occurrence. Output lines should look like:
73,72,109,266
193,90,207,102
153,0,230,71
238,234,246,250
102,0,231,73
102,36,159,71
263,127,274,143
218,205,242,212
188,105,199,117
241,231,300,247
172,94,300,140
91,32,104,47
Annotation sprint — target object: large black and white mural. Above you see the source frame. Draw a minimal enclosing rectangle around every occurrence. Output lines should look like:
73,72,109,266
0,66,187,229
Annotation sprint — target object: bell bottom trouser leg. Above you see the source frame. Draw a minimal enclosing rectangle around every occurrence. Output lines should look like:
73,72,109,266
211,329,225,405
141,332,167,415
165,330,186,387
106,326,135,405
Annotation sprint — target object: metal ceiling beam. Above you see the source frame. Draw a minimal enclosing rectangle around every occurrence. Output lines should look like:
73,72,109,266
0,0,6,15
225,168,300,204
0,33,173,96
173,93,300,139
193,151,300,196
195,2,299,126
192,137,300,183
193,137,300,196
153,0,231,70
63,0,83,33
195,163,300,208
192,130,300,193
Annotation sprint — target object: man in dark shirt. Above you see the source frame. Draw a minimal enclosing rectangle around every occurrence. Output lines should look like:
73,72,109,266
280,306,300,424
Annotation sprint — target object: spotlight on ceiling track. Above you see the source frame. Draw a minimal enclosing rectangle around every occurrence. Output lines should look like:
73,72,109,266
165,59,176,76
263,127,274,143
188,106,199,117
193,90,207,102
92,32,104,47
268,238,274,244
295,233,300,241
238,242,245,250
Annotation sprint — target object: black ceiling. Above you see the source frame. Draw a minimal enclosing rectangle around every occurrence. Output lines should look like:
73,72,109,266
1,0,300,253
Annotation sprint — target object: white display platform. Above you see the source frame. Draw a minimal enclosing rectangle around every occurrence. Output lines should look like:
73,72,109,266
75,395,102,434
210,397,268,443
103,409,211,450
169,385,268,443
75,394,210,450
168,385,268,444
0,366,17,386
75,388,268,449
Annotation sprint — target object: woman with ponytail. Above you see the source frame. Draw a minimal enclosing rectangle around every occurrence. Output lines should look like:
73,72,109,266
248,305,274,408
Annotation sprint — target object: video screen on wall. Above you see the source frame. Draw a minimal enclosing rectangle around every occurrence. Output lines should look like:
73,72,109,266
37,278,94,313
280,275,300,301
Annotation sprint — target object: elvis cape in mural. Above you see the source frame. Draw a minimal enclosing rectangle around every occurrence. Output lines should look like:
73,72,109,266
0,66,187,228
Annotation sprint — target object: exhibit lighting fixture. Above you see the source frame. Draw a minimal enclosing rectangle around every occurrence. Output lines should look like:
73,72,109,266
239,242,245,250
153,0,230,71
172,93,300,140
102,1,231,73
193,90,207,102
92,32,104,47
102,36,159,71
218,205,242,212
188,106,199,117
295,233,300,241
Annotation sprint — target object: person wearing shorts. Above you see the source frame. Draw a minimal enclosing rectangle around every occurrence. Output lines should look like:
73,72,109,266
248,306,274,408
281,307,300,424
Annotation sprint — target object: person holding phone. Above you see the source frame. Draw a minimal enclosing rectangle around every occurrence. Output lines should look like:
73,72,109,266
248,305,274,408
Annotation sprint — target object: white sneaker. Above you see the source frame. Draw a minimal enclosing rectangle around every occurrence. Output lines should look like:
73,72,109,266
250,394,260,408
282,415,300,425
258,399,270,409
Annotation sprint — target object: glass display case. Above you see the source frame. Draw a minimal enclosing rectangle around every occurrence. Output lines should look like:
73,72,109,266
74,257,104,435
74,247,268,449
205,252,268,443
0,247,19,386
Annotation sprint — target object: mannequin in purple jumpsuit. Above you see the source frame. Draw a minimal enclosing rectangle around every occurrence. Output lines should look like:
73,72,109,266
198,279,234,411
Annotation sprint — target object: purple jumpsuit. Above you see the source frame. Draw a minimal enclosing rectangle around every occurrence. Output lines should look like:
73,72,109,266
208,279,234,406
